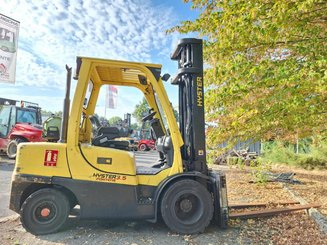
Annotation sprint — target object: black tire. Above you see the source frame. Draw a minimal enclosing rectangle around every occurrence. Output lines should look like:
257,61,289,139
20,188,70,235
139,143,147,151
160,179,213,234
7,138,27,159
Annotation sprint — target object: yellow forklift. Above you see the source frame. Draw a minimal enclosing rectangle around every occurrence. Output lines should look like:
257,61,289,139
9,38,228,235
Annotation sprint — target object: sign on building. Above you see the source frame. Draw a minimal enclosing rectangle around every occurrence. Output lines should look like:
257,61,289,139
0,13,19,84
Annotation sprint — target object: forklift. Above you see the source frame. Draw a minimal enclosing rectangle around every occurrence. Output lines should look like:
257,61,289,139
9,38,228,235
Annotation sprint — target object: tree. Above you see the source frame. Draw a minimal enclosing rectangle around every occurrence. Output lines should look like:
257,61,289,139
41,110,62,118
130,123,140,130
99,116,109,126
54,111,62,117
173,108,179,122
133,98,150,123
108,116,123,126
170,0,327,149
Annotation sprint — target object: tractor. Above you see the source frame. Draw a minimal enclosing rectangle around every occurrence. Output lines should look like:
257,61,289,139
0,98,60,158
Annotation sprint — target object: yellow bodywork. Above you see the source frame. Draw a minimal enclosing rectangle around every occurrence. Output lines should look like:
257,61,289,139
15,142,70,178
15,57,184,187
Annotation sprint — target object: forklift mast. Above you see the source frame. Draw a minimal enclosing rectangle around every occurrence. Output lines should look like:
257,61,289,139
124,113,131,128
171,38,207,174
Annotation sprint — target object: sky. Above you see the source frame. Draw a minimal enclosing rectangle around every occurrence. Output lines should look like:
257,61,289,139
0,0,199,119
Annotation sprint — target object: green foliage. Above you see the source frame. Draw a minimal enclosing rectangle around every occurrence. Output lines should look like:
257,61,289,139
250,159,271,184
171,0,327,147
108,116,122,126
98,116,109,126
227,155,271,183
132,98,149,123
261,140,327,169
206,151,216,166
130,123,140,130
173,108,179,122
227,156,244,166
41,110,62,117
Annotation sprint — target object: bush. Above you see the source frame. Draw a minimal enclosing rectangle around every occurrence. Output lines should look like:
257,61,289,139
261,140,327,169
250,159,271,184
226,156,271,183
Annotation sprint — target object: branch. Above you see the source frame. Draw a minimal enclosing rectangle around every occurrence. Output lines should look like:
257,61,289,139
299,6,327,16
249,37,327,49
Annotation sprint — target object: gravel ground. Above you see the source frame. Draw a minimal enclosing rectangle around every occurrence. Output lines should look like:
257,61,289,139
0,162,326,245
0,215,249,245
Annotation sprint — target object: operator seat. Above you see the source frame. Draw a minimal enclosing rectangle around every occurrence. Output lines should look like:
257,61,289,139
89,116,129,151
156,136,174,167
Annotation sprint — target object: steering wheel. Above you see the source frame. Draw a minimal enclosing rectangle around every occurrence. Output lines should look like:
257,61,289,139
89,115,102,137
142,111,156,122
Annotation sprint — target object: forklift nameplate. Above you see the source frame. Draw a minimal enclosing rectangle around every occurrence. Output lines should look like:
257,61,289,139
92,173,127,182
196,76,203,107
44,150,59,167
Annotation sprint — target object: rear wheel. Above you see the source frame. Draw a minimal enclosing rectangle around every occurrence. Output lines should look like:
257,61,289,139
20,188,70,235
160,179,213,234
7,138,27,159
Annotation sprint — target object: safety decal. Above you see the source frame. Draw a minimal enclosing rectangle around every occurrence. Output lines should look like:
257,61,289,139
44,150,59,166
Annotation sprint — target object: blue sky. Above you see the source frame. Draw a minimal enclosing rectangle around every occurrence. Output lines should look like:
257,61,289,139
0,0,199,119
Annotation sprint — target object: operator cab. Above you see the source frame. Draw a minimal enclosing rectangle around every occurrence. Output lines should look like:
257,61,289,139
75,63,175,175
0,103,42,138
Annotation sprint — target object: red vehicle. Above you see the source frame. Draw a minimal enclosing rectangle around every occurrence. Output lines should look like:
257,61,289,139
138,138,155,151
0,98,44,159
137,129,156,151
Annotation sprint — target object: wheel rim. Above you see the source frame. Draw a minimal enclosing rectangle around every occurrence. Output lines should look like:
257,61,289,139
32,201,57,224
139,144,146,151
172,192,203,225
7,142,17,157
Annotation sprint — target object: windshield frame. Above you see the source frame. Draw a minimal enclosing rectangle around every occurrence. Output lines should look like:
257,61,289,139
154,92,169,133
16,108,38,124
0,106,11,137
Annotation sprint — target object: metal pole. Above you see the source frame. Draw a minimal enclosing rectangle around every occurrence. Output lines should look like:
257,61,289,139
59,65,72,143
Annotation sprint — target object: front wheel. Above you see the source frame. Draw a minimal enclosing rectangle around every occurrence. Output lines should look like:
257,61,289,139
20,188,70,235
139,143,148,151
7,138,27,159
160,179,214,234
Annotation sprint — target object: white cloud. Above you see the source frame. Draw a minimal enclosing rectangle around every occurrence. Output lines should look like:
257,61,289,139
1,0,176,90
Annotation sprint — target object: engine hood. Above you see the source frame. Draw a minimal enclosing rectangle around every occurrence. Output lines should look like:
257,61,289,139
14,123,43,132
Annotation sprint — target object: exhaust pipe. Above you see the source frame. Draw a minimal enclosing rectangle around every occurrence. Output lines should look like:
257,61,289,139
59,65,72,143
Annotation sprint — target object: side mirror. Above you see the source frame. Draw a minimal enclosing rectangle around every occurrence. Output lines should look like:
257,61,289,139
162,73,170,82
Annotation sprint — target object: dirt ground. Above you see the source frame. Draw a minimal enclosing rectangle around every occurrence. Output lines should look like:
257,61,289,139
225,165,327,245
275,165,327,216
0,165,326,245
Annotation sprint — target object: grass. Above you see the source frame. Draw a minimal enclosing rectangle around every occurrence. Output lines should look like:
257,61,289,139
260,140,327,169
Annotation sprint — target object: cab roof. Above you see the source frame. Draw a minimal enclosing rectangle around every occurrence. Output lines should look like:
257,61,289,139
74,57,162,84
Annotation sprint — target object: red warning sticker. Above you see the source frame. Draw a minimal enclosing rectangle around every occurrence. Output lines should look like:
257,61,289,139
44,150,59,166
